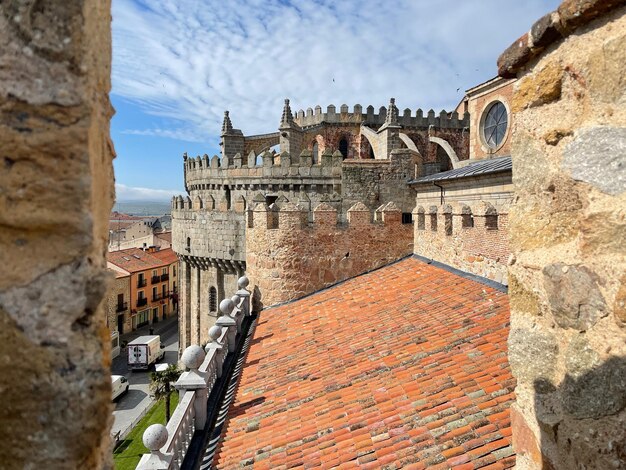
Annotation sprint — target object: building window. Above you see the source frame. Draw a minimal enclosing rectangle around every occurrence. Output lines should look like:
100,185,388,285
402,213,413,224
173,265,177,277
209,287,217,313
482,101,508,149
417,207,425,230
186,237,191,252
312,142,319,164
461,205,474,228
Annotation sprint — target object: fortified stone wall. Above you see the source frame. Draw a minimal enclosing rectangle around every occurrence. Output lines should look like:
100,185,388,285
171,207,246,264
498,3,626,469
0,0,114,467
246,201,414,308
413,173,513,284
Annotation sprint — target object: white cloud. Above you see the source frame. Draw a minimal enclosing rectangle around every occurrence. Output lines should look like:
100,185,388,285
112,0,558,142
115,183,182,201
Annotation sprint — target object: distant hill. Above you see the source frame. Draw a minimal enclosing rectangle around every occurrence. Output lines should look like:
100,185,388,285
114,200,172,216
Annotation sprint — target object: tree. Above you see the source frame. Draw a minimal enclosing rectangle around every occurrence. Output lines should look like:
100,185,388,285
149,364,182,423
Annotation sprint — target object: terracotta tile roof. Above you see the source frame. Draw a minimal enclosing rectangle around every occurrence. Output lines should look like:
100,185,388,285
154,231,172,243
107,263,130,279
150,247,177,264
107,248,168,273
214,257,514,469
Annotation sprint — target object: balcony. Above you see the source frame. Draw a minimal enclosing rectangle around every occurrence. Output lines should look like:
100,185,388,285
161,273,169,282
151,275,161,284
116,302,128,313
137,278,147,288
152,294,162,302
136,297,148,308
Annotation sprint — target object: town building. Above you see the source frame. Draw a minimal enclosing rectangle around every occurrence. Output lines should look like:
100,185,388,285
107,247,179,331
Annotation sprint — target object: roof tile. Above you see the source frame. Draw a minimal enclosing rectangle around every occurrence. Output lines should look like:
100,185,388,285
213,258,514,469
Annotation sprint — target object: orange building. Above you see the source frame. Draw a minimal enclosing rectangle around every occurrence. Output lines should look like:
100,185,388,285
107,247,179,330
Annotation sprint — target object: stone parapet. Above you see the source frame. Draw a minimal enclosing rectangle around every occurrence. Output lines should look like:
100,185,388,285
246,201,414,308
292,103,470,130
172,209,246,263
500,4,626,469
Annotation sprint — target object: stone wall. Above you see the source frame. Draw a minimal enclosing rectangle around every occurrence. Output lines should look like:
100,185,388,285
246,201,414,308
0,0,114,467
413,172,512,285
172,208,247,264
498,3,626,469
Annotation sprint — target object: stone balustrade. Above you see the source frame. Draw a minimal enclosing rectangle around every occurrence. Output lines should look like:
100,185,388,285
136,276,251,470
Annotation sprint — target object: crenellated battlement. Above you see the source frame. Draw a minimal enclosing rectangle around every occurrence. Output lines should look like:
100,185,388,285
291,103,469,129
247,199,404,230
245,197,413,306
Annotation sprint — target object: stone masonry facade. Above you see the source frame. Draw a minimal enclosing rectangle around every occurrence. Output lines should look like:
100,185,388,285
498,2,626,469
412,171,513,284
173,98,470,350
0,0,115,467
246,201,414,308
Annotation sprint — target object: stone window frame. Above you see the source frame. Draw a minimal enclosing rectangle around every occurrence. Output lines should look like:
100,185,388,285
478,96,511,154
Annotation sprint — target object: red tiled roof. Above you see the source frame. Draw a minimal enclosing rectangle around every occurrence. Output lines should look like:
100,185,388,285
154,231,172,243
150,247,177,265
107,248,168,273
214,258,515,469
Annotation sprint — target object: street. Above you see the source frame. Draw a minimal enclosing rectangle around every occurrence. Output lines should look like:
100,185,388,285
111,314,179,439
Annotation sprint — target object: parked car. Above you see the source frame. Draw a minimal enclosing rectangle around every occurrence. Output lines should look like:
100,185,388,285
111,375,129,401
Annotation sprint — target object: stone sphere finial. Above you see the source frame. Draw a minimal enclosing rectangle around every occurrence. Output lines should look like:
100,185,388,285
143,424,168,452
224,110,229,116
220,298,235,315
181,344,205,370
237,276,249,289
231,294,241,306
208,325,222,342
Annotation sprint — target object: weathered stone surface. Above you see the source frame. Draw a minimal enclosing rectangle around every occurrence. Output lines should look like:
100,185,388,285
558,0,626,31
508,327,559,382
565,335,599,375
562,127,626,196
498,33,533,78
585,33,626,103
543,264,607,330
562,355,626,419
614,275,626,325
531,12,562,49
0,0,114,467
511,62,562,112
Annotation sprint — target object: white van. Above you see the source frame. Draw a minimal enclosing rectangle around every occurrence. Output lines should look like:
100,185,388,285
112,375,129,401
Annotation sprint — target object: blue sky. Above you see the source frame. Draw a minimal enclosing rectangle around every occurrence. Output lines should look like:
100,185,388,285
111,0,560,201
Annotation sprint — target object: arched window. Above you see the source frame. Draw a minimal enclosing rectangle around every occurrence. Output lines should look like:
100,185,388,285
312,142,319,164
338,138,349,158
209,287,217,313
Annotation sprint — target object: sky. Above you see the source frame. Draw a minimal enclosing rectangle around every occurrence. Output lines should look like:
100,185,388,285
111,0,560,201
